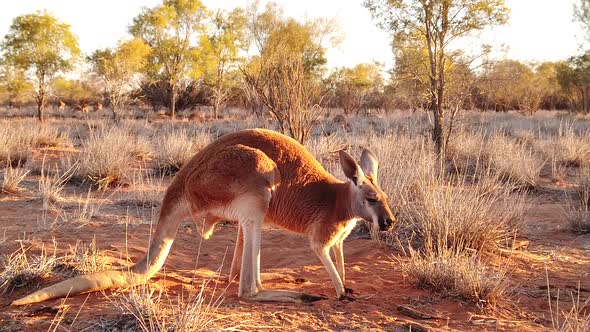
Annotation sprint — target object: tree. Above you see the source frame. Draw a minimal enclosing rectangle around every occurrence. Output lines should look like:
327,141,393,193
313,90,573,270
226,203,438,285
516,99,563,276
557,53,590,113
364,0,509,157
242,4,340,143
478,60,561,114
389,30,432,111
0,64,33,108
130,0,208,119
196,8,248,118
329,63,384,115
575,0,590,39
1,11,79,122
536,62,567,110
51,77,100,107
89,39,151,120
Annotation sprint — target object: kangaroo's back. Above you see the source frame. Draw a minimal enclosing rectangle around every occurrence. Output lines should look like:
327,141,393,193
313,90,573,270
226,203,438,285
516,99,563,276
178,129,343,233
187,129,333,183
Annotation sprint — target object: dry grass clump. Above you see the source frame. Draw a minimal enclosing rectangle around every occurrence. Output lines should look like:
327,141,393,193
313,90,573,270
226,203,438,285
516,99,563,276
404,246,509,305
484,135,543,189
305,133,347,165
0,245,57,294
0,122,70,165
117,171,165,208
448,132,542,189
116,122,154,160
1,163,29,194
446,131,485,176
401,177,524,252
552,128,590,167
154,130,211,175
103,283,223,332
33,125,72,148
0,124,31,166
52,239,110,277
76,129,135,189
553,305,590,332
129,135,154,161
565,167,590,233
62,190,97,225
390,172,523,306
0,240,109,295
39,165,75,209
546,281,590,332
374,136,434,211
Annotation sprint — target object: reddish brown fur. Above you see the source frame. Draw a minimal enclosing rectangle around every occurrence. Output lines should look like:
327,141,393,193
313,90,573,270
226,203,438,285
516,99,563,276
13,128,392,305
179,129,353,245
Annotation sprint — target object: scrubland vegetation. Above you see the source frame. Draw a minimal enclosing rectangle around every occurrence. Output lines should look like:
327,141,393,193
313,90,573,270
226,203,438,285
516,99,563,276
1,0,590,330
0,110,588,330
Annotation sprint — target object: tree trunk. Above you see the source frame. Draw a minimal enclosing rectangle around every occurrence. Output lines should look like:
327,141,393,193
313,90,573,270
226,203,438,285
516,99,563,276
37,78,46,124
170,83,177,119
431,103,444,156
37,101,45,124
111,105,118,122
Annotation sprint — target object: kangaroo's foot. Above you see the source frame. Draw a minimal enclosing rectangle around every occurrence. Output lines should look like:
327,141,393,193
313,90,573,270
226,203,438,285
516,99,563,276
240,290,326,303
338,294,356,302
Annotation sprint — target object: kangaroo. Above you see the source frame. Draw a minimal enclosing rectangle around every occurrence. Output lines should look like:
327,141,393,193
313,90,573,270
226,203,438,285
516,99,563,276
12,129,395,306
93,102,103,113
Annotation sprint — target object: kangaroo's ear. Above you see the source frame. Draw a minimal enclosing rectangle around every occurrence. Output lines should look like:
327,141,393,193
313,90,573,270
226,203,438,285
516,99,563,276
339,150,364,185
360,149,379,182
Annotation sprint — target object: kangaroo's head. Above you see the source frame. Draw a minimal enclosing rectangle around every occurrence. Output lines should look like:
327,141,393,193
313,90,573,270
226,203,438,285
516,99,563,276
339,149,395,232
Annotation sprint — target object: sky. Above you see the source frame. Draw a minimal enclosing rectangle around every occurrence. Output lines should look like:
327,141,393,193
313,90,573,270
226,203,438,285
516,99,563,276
0,0,585,70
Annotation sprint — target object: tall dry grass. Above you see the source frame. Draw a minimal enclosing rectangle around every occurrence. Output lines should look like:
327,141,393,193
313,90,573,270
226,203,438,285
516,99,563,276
38,164,75,209
552,127,590,167
565,167,590,233
403,177,524,252
0,123,32,166
397,174,523,305
403,246,510,305
0,240,110,294
52,238,111,277
1,163,29,194
341,131,526,306
448,132,543,189
75,128,136,189
105,284,224,332
0,244,57,294
154,130,211,175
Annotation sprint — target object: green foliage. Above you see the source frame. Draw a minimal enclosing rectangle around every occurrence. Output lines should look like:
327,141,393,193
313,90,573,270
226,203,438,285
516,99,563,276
329,63,384,114
89,38,151,119
130,0,209,118
556,52,590,113
1,11,79,121
0,65,34,107
364,0,509,155
195,8,248,116
575,0,590,40
472,60,567,113
241,2,340,143
51,77,100,106
364,0,509,35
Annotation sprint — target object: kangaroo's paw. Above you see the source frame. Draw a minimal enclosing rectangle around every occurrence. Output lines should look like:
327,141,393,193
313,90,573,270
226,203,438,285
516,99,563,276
338,294,356,302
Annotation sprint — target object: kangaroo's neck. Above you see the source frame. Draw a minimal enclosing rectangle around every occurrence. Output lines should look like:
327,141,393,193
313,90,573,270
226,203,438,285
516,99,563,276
328,180,356,222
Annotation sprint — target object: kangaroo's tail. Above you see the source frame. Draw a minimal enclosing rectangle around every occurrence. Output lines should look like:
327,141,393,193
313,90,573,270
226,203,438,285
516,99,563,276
12,179,190,306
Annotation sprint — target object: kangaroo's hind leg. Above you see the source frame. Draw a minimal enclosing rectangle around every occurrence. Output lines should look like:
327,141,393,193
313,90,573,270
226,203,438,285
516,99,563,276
193,213,221,240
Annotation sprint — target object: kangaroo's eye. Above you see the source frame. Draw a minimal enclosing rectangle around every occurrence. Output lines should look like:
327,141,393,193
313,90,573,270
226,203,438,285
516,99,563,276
366,197,377,204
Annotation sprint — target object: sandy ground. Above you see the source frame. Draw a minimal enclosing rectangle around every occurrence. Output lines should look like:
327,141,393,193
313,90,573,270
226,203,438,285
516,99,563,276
0,151,589,331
